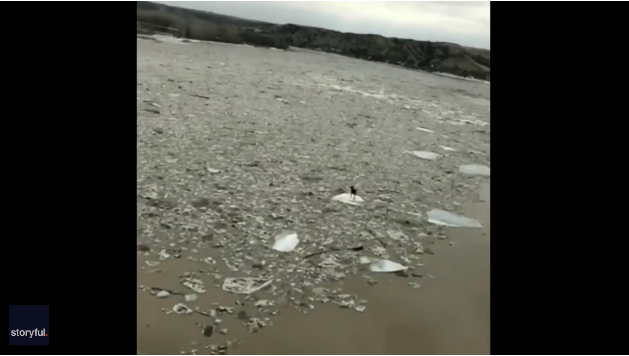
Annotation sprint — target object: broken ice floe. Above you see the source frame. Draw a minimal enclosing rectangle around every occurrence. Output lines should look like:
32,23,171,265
359,256,380,265
319,257,341,268
156,290,170,298
333,294,357,309
158,249,171,260
254,300,274,308
369,259,408,273
414,240,424,254
439,145,458,152
246,318,268,333
387,230,407,241
459,164,490,176
448,116,488,127
173,303,193,314
216,306,235,315
416,127,435,133
222,277,273,295
332,193,364,205
405,150,441,160
426,209,482,228
224,258,243,271
355,304,367,312
272,232,300,252
181,274,207,293
139,34,192,45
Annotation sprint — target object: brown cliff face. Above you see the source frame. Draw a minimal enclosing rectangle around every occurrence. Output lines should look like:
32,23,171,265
137,2,490,81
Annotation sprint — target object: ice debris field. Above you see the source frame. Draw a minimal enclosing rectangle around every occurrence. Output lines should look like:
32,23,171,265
137,37,490,352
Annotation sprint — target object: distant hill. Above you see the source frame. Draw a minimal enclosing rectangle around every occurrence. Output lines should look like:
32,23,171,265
136,1,490,81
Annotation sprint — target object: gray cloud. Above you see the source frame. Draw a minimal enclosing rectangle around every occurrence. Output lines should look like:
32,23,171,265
154,1,490,49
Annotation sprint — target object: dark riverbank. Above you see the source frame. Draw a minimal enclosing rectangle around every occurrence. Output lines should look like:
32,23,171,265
137,1,490,81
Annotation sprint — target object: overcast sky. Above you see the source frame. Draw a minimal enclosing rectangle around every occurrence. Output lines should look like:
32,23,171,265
155,1,490,49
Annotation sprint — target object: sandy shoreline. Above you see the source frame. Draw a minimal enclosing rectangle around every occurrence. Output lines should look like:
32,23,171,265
137,39,490,355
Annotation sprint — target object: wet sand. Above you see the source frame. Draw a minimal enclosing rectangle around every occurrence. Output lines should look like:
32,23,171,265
138,184,490,355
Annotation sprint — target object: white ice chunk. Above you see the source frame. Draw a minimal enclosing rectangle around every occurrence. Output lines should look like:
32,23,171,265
359,256,380,265
222,277,273,295
332,193,364,205
416,127,434,133
439,145,458,152
173,303,193,314
151,34,191,45
156,290,170,298
405,150,441,160
459,164,490,176
387,231,407,241
272,232,300,252
369,259,408,273
319,257,341,268
427,209,482,228
182,278,206,293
